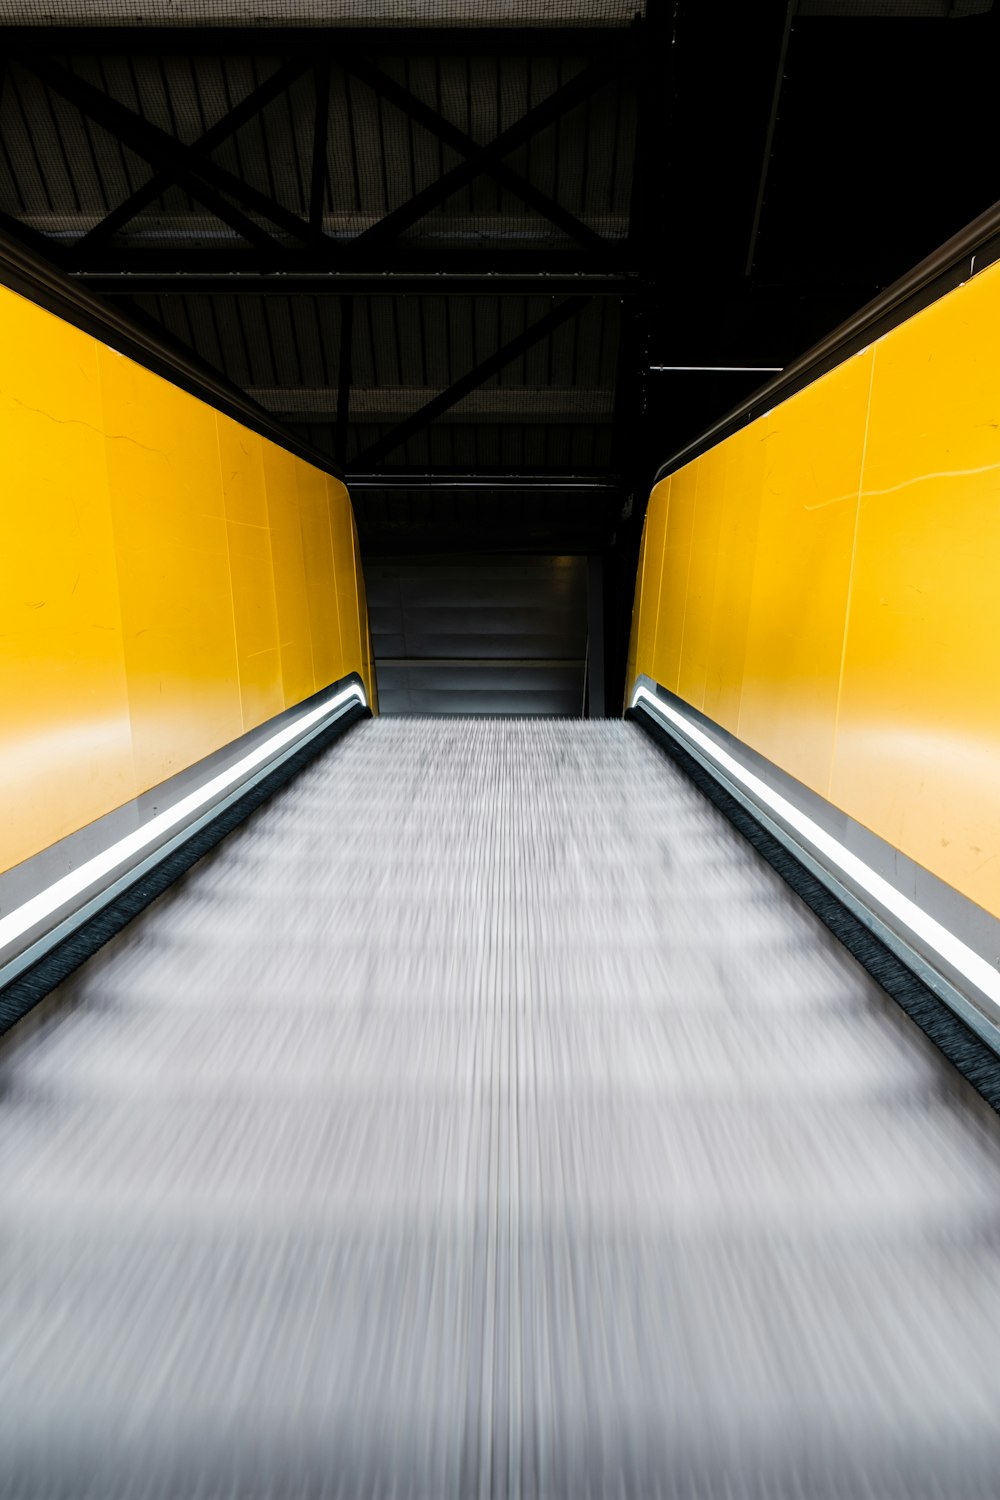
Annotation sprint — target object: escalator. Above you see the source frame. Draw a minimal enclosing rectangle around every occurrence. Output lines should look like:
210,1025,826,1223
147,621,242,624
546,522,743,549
4,715,1000,1498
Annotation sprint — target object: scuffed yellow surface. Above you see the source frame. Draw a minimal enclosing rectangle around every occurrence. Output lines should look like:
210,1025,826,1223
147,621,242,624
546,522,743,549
0,283,371,874
628,258,1000,918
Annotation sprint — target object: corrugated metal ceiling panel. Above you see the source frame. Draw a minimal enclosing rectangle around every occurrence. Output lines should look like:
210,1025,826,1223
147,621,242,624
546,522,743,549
0,54,634,247
0,2,645,26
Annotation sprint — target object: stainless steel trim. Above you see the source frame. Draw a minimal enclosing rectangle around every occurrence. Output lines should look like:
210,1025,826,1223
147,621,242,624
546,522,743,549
630,674,1000,1054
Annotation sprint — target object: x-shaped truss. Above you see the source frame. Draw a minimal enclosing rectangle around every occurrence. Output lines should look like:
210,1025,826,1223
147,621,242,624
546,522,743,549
1,32,645,469
7,40,637,268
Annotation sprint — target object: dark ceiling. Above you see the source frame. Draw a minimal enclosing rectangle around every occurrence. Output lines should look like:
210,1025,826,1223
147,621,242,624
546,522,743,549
0,0,997,703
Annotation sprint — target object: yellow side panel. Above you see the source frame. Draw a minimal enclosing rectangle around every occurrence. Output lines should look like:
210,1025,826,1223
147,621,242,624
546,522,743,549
631,254,1000,922
216,409,269,527
833,268,1000,914
218,417,284,730
329,477,365,681
635,481,669,692
297,461,344,692
677,449,726,713
98,347,244,791
650,464,697,697
0,283,370,878
701,426,765,735
262,439,316,709
0,288,135,872
738,347,873,796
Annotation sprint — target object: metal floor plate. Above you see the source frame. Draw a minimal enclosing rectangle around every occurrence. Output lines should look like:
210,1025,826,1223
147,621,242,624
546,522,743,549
3,718,1000,1498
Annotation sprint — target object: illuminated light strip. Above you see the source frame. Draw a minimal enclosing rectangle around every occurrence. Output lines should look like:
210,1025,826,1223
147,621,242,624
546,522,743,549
631,683,1000,1010
0,681,366,958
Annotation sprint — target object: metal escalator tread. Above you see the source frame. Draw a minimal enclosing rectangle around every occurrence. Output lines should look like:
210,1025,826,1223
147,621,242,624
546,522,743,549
3,717,1000,1499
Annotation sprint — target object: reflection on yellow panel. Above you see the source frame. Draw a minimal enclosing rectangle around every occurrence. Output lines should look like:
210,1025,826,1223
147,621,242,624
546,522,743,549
1,279,371,877
219,418,284,729
217,414,268,528
739,348,873,796
677,448,727,713
297,463,343,692
329,478,364,682
631,253,1000,924
228,518,284,731
833,268,1000,914
636,479,669,691
702,426,765,734
263,438,316,709
651,465,696,696
99,348,244,790
0,288,135,872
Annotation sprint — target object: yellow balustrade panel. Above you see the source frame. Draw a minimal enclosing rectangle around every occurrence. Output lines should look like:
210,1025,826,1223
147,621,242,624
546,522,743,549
676,445,726,714
217,419,285,731
628,254,1000,919
832,270,1000,911
0,293,135,868
100,347,246,791
701,424,766,734
649,464,696,697
0,281,373,877
262,439,317,710
739,347,873,796
297,462,344,694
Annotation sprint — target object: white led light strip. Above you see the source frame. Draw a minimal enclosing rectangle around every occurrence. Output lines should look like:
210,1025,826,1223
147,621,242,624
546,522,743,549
0,681,366,959
631,683,1000,1011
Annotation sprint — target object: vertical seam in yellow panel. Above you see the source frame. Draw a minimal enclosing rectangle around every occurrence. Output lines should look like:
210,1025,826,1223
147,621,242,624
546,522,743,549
828,343,877,799
256,439,287,711
352,517,371,695
675,461,700,700
324,483,345,670
649,479,672,674
295,465,317,698
95,346,141,798
214,415,248,734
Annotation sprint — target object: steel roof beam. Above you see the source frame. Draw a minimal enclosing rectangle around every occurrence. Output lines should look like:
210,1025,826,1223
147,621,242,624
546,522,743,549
350,51,631,254
0,27,642,58
340,51,610,254
350,294,590,469
344,472,620,491
72,271,638,295
10,49,310,253
73,55,312,255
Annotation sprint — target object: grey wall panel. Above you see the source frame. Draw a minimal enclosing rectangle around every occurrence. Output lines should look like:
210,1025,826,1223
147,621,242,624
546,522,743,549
367,554,588,716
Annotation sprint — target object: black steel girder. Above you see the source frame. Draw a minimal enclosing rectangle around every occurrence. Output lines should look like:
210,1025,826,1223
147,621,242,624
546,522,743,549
340,51,611,253
9,48,311,252
72,272,638,296
73,55,313,255
0,27,643,58
9,37,637,278
350,295,591,469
